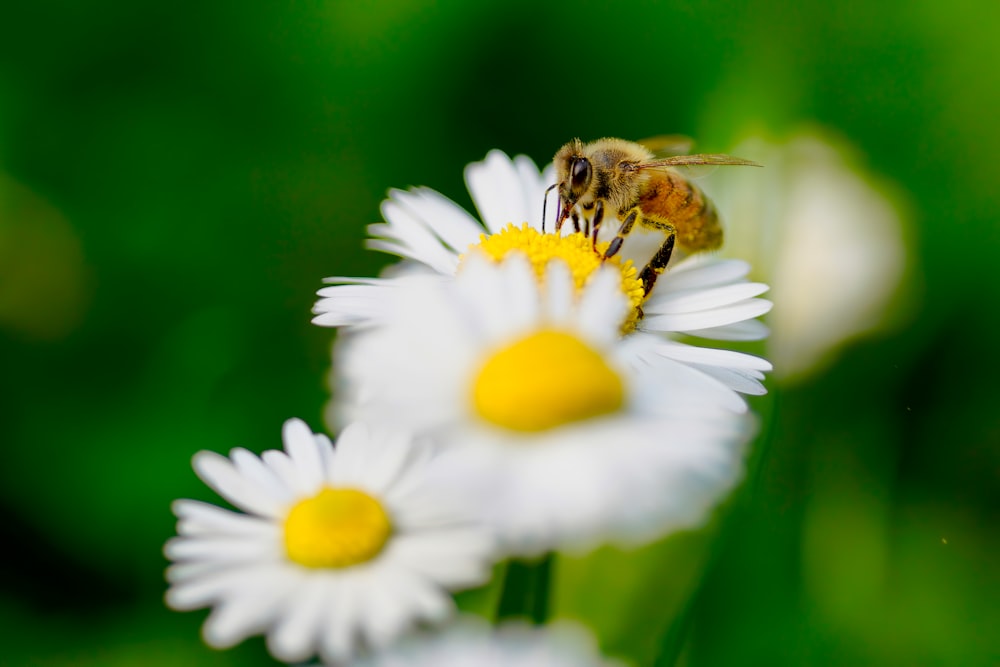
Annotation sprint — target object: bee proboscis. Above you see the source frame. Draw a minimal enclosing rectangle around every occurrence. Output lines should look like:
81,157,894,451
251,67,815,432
548,137,760,295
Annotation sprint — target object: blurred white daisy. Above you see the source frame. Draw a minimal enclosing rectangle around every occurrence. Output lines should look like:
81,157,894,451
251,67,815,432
351,616,623,667
332,253,758,555
707,129,910,382
163,419,495,664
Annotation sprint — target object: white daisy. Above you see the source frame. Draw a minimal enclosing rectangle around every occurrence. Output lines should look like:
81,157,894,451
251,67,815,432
312,149,555,329
312,150,773,365
351,616,624,667
163,419,495,664
332,253,757,555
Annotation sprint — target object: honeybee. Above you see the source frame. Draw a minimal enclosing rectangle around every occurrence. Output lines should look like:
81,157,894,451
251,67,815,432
548,137,760,295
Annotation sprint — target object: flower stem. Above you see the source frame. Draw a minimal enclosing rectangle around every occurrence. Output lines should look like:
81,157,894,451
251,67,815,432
495,553,554,624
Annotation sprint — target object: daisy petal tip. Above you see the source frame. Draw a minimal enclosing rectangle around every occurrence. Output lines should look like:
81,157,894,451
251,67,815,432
162,538,180,561
163,584,208,612
310,312,334,326
191,449,227,476
482,148,514,167
169,498,191,517
266,634,313,665
543,258,573,285
202,620,241,651
163,588,183,611
281,418,313,446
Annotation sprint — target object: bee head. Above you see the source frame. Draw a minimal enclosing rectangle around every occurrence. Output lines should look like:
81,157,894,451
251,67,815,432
567,156,593,201
554,139,593,204
552,139,594,229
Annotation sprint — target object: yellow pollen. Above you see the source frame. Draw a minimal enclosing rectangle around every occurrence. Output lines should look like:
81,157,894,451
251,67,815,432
472,329,625,432
469,224,645,332
283,488,391,569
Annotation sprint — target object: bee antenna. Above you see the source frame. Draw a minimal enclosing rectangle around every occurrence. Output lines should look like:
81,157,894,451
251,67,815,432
542,182,559,234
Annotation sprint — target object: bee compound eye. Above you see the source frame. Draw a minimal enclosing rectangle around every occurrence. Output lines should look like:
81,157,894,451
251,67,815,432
571,158,592,191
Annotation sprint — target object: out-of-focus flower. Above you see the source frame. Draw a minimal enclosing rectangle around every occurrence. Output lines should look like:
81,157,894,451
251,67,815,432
332,253,758,556
708,129,910,382
350,616,624,667
164,419,495,664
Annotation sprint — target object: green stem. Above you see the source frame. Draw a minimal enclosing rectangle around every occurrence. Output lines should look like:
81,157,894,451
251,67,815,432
495,553,555,624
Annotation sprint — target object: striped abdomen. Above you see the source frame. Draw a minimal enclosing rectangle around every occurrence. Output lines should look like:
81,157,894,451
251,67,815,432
637,169,723,252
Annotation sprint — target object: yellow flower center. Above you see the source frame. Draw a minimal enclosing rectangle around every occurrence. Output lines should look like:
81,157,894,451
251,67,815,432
283,487,391,568
469,224,645,332
472,329,625,432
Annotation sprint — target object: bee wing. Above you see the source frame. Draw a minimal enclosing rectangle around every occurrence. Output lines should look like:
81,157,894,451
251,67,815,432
636,134,696,157
638,154,762,168
637,153,762,179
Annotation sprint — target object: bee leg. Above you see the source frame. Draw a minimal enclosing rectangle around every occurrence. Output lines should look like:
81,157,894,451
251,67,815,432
571,210,581,234
603,207,639,260
639,232,676,296
590,200,605,249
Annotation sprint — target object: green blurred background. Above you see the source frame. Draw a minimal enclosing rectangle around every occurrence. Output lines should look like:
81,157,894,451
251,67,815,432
0,1,996,665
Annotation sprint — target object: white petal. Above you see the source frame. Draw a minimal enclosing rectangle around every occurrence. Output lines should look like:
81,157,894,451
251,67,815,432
656,256,751,291
165,560,227,584
653,341,772,371
282,418,326,494
392,187,485,252
229,448,293,505
366,237,458,275
642,298,772,333
383,567,453,625
385,531,493,588
689,364,769,395
626,350,750,414
192,450,284,518
172,500,275,538
496,254,543,335
346,428,414,495
260,449,301,499
542,260,576,325
379,439,438,503
355,566,422,648
164,534,280,564
313,432,336,465
372,200,461,274
166,562,289,610
266,577,331,663
466,150,538,233
685,318,771,341
313,283,392,327
574,266,629,344
643,282,770,315
320,574,360,662
200,569,297,648
514,153,552,232
458,253,540,344
326,421,372,483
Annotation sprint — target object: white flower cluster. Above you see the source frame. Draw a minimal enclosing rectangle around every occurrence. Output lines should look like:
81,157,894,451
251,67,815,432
165,150,772,665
